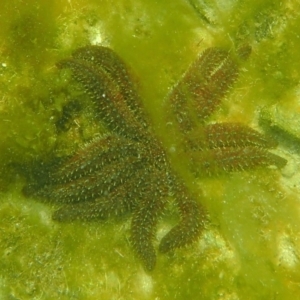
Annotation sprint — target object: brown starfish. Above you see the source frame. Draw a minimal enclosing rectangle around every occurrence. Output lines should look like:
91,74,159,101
23,45,286,271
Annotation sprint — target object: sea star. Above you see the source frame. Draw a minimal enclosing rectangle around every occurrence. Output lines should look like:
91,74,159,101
23,45,286,271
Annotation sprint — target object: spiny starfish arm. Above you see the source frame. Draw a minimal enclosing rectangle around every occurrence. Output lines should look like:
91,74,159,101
51,169,160,222
186,123,278,150
52,194,136,222
168,47,239,133
195,48,230,81
159,185,205,254
30,156,148,204
52,200,117,222
190,147,287,176
56,57,145,139
193,51,239,121
204,123,278,149
72,46,149,130
52,136,141,184
131,195,166,272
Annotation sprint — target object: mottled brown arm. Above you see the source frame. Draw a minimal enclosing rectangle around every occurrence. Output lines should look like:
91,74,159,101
57,55,146,140
71,45,148,130
186,122,278,150
159,183,206,254
167,48,239,134
189,146,287,176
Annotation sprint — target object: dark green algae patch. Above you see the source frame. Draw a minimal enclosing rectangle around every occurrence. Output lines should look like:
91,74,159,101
1,0,300,299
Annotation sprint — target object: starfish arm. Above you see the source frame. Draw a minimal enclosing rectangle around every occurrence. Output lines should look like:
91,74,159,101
190,147,287,176
52,195,136,222
187,123,278,150
56,57,145,139
167,47,239,133
52,136,141,184
71,46,149,130
204,123,278,149
159,185,205,254
51,170,160,222
29,154,148,204
131,195,165,272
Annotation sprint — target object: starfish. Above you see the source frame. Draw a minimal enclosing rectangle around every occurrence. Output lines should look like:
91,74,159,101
23,45,286,271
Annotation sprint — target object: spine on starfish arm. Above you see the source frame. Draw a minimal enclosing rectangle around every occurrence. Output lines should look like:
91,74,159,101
159,181,206,254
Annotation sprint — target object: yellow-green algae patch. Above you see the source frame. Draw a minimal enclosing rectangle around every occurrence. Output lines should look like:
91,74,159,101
1,0,300,299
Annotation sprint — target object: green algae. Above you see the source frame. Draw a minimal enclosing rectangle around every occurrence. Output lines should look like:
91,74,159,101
1,0,300,299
